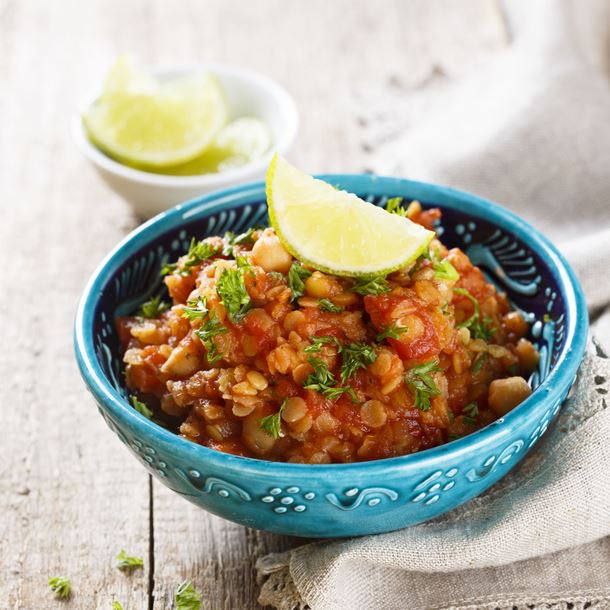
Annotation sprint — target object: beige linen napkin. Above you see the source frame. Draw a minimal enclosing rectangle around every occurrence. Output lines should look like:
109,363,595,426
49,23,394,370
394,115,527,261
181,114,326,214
257,1,610,608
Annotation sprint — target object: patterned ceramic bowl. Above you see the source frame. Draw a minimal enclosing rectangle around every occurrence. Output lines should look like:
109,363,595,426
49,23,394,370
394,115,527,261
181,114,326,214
74,176,587,538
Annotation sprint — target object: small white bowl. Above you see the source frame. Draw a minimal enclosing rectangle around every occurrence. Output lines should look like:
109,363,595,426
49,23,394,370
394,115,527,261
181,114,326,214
72,63,299,218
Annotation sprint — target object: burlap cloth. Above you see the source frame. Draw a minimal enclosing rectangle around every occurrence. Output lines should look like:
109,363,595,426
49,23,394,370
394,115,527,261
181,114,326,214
257,2,610,608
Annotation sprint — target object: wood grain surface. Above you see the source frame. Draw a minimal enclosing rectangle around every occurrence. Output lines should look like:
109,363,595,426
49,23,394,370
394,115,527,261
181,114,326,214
0,1,507,608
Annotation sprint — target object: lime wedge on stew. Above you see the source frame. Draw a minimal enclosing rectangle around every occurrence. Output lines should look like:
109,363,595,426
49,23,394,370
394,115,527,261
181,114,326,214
267,155,435,277
160,117,272,175
83,56,228,168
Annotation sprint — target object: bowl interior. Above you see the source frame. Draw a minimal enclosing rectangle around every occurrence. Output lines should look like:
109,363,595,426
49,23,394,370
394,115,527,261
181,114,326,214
88,178,573,420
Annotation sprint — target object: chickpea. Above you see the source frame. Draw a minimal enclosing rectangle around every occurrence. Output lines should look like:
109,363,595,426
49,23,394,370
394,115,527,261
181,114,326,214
515,338,540,372
160,340,201,376
488,376,532,416
242,413,277,455
305,271,336,298
251,231,292,273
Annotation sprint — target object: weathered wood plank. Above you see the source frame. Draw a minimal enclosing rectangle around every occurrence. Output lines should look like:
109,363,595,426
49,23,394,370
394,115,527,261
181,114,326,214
0,0,507,608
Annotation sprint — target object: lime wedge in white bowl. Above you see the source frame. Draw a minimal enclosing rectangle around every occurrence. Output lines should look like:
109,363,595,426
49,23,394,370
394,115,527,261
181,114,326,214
83,56,228,169
267,155,435,277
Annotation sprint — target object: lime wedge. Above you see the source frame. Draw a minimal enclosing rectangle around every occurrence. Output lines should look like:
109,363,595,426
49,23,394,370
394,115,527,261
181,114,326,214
83,56,228,168
267,155,435,277
160,117,272,176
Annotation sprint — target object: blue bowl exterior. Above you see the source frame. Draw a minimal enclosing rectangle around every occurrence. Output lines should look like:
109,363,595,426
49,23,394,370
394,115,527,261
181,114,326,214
74,176,588,538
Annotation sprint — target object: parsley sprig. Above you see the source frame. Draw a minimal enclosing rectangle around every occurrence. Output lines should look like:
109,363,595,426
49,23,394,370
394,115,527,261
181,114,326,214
138,295,169,318
194,315,228,363
425,248,459,282
216,266,251,323
350,275,390,296
181,296,209,321
287,263,312,301
48,576,71,599
339,343,377,384
386,196,408,216
376,322,407,342
258,398,288,439
116,550,144,570
175,580,202,610
454,287,494,341
303,335,341,353
463,402,479,418
318,298,343,313
162,238,219,276
303,357,357,402
222,227,259,256
130,395,153,419
472,352,487,373
405,359,442,411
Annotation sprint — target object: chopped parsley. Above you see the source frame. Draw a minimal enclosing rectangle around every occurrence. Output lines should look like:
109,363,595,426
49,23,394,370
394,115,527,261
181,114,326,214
304,335,341,353
287,263,312,301
405,359,442,411
376,322,407,342
463,416,477,427
162,238,219,276
425,248,459,282
216,266,251,323
386,196,407,216
222,227,259,256
318,298,343,313
116,549,144,570
304,337,377,385
48,576,71,599
181,296,209,321
194,315,228,363
339,342,377,384
463,402,479,418
350,275,390,296
258,398,288,439
303,357,357,402
138,295,169,318
130,395,153,419
454,287,494,341
175,580,202,610
236,255,255,275
472,352,487,373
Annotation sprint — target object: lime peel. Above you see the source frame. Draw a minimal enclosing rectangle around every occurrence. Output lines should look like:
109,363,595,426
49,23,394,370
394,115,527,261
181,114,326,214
266,155,435,278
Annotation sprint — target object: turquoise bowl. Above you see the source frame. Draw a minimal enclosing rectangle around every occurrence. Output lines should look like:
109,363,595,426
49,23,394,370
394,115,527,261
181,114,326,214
74,176,587,538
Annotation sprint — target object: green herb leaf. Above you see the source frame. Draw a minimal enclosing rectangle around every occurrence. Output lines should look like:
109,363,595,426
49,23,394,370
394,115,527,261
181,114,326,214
175,580,202,610
258,398,288,439
287,263,312,301
339,342,377,384
48,576,71,599
386,196,407,217
162,238,219,276
318,298,343,313
376,322,407,342
116,549,144,570
425,248,459,282
463,402,479,418
303,335,342,353
454,287,494,341
472,352,487,373
350,275,390,296
138,295,169,318
194,315,228,363
463,416,477,427
130,395,153,419
181,296,210,321
216,267,251,323
236,255,255,276
303,357,357,402
405,359,442,411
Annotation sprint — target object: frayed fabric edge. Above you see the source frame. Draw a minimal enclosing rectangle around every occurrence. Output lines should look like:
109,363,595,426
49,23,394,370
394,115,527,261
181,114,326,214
256,551,309,610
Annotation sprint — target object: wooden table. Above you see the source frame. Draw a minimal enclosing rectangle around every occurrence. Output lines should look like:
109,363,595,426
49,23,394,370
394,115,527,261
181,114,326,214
0,1,508,607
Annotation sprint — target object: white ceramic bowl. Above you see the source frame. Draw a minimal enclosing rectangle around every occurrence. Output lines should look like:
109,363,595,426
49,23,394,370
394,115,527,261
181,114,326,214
72,63,299,218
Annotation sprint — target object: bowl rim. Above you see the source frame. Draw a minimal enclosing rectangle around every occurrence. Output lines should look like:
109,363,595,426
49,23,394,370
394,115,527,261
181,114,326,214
74,175,588,475
71,62,299,188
